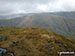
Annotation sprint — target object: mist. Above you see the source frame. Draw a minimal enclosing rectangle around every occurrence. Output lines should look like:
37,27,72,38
0,0,75,15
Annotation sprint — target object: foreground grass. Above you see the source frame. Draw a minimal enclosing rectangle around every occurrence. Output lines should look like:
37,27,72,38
0,27,75,56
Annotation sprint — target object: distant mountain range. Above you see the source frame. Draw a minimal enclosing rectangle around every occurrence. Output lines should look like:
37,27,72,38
0,12,75,38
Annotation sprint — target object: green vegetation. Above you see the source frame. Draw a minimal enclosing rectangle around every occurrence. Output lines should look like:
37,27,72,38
0,27,75,56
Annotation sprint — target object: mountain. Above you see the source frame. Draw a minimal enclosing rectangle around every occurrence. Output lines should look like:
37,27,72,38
0,13,26,19
0,27,75,56
48,11,75,19
0,12,75,38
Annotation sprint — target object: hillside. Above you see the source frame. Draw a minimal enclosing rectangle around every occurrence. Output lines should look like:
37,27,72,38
0,13,75,38
48,11,75,19
0,27,75,56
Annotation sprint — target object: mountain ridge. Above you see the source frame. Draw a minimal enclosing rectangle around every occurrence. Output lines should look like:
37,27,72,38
0,13,75,38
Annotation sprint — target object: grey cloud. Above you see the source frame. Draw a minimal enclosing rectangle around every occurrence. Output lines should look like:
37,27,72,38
0,0,75,15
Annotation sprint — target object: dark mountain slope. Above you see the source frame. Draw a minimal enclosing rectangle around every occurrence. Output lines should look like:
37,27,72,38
48,11,75,19
0,13,75,38
18,14,75,38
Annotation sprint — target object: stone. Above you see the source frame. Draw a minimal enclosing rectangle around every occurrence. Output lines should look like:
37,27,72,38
0,48,8,53
49,47,54,50
0,36,7,41
13,42,19,46
9,42,19,48
0,48,15,56
0,48,8,56
9,53,14,56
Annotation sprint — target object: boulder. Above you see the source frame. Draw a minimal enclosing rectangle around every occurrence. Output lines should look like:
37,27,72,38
13,42,19,46
0,48,8,53
9,53,14,56
0,48,8,56
0,36,7,41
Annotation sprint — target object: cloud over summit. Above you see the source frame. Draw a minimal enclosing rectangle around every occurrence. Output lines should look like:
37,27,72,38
0,0,75,15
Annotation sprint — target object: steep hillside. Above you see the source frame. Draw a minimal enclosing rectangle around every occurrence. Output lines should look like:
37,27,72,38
0,27,75,56
17,14,75,38
48,11,75,19
0,13,75,38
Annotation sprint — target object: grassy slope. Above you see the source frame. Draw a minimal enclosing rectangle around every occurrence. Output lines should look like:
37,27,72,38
0,27,75,56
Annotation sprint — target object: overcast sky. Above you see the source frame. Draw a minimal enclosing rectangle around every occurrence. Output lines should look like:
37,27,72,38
0,0,75,15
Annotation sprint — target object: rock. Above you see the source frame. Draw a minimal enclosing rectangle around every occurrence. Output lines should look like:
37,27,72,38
0,48,15,56
9,45,14,48
0,48,8,53
9,53,14,56
0,36,8,41
49,47,54,50
0,54,2,56
42,34,50,38
0,48,8,56
13,42,19,46
9,42,19,48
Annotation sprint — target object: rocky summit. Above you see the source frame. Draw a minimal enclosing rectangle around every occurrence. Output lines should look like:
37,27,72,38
0,27,75,56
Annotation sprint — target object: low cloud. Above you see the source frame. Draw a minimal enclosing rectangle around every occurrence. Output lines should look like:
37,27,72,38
0,0,75,15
